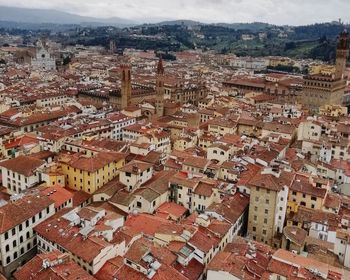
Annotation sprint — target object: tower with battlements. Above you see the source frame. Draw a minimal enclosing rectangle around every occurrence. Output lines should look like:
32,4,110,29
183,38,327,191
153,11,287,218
335,30,349,80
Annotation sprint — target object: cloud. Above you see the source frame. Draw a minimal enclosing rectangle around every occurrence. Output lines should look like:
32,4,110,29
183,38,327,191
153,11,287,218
0,0,348,25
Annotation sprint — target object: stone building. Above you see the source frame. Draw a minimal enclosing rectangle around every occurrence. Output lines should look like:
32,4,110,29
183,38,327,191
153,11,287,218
301,30,349,110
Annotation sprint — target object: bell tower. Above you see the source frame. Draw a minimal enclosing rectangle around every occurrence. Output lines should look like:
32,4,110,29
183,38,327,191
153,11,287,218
335,30,349,80
155,56,165,117
120,63,131,109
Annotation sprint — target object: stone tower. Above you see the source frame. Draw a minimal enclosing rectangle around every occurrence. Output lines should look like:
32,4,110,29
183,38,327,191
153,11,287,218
109,40,116,54
155,56,165,117
120,63,132,109
335,30,349,80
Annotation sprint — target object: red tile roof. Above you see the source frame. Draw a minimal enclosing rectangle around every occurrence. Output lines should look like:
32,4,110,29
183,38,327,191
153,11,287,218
14,250,95,280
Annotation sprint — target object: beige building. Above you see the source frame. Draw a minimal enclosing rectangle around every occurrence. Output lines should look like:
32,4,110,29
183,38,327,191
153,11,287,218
247,168,294,247
169,172,221,213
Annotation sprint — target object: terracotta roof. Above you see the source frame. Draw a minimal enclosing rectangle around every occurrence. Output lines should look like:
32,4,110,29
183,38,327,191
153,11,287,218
248,170,294,191
290,174,327,198
206,192,249,224
155,202,187,220
60,152,126,173
120,160,153,174
13,250,95,280
34,209,114,264
0,193,53,234
0,155,45,176
38,185,74,208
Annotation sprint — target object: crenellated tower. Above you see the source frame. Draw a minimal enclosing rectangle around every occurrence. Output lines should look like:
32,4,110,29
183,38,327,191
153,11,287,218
335,30,349,80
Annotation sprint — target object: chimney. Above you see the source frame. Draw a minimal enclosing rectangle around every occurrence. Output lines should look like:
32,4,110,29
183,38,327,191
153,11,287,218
132,165,139,173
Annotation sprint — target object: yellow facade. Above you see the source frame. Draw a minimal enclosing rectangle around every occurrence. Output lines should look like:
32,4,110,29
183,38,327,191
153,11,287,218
47,173,66,187
287,191,323,214
309,64,335,76
60,158,125,194
319,104,348,117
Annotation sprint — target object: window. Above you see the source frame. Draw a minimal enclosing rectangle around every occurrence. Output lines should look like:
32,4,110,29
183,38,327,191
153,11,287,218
12,228,15,235
264,218,267,224
137,201,142,208
13,240,16,247
5,232,8,240
265,209,268,214
252,227,256,232
5,245,9,252
265,199,269,204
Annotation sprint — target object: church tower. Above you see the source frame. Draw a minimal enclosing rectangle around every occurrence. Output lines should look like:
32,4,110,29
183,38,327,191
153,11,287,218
335,30,349,80
155,56,165,117
120,63,132,109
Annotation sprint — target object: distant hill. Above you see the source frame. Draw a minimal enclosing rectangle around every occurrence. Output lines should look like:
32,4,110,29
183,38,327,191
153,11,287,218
214,22,275,31
143,20,203,27
0,6,137,27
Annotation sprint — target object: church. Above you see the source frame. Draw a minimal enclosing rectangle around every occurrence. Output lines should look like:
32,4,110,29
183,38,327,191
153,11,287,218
31,40,56,71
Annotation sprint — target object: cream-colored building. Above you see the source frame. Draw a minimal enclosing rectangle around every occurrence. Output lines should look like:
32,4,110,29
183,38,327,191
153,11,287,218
248,168,293,247
119,160,153,192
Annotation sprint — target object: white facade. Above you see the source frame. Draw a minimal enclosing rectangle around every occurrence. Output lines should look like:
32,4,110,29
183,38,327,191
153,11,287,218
0,199,55,278
1,166,44,194
31,41,56,71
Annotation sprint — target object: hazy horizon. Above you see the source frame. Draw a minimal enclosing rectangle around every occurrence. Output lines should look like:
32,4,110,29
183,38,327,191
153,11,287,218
0,1,348,26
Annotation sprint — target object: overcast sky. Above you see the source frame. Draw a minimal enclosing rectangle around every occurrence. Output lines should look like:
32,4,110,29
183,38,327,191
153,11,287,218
0,0,349,25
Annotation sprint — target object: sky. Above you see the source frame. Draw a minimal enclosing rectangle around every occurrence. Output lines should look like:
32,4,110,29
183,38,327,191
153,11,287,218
0,0,349,25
